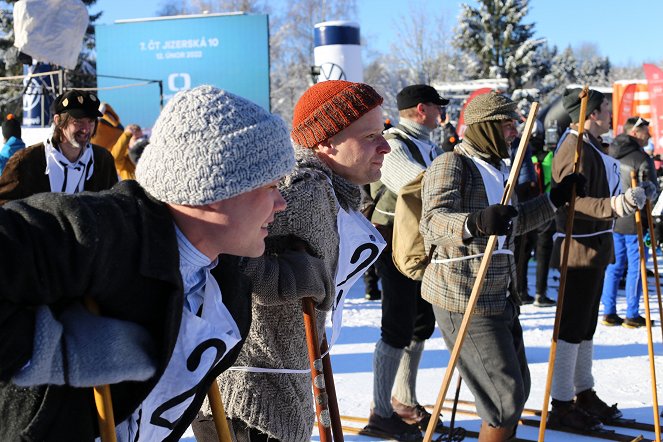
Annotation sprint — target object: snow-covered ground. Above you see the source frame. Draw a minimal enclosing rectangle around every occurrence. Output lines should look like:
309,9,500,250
181,254,663,441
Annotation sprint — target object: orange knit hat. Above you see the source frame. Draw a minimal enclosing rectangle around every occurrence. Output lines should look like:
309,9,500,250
291,80,383,148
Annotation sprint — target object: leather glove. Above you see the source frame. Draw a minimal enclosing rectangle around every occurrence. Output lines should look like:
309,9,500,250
549,173,587,208
466,204,518,237
611,187,646,218
640,180,658,201
13,304,157,388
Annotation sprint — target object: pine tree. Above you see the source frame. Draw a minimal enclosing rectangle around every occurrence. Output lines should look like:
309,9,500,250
453,0,542,91
540,46,578,103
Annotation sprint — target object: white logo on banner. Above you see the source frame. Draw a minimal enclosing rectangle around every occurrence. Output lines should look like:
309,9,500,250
168,73,191,92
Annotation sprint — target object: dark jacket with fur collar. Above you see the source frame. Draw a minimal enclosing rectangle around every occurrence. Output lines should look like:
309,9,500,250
0,180,251,441
0,142,118,205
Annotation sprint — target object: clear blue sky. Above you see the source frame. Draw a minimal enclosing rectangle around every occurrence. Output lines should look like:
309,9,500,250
92,0,663,68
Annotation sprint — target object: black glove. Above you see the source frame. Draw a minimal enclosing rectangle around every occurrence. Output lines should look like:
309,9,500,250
549,173,587,208
466,204,518,237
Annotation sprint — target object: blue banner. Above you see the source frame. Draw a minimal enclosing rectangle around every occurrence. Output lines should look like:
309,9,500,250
22,63,59,127
95,14,270,129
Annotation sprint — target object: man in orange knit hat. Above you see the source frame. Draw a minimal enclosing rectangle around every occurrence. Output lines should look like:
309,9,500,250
195,80,391,442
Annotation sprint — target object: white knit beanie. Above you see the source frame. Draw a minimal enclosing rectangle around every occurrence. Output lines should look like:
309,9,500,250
136,85,295,205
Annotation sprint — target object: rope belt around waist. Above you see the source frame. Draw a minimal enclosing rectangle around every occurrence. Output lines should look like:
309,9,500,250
431,249,514,264
375,208,395,216
227,347,333,374
227,366,310,374
552,229,613,240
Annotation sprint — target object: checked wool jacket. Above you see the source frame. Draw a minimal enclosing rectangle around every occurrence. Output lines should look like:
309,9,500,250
420,148,555,316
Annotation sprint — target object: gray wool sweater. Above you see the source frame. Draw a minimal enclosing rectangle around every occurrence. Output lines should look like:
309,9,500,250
210,146,361,442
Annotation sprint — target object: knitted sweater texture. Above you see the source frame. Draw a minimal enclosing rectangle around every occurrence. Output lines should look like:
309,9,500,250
213,146,360,441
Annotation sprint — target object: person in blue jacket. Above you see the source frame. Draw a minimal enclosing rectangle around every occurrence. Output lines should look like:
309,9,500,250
0,113,25,174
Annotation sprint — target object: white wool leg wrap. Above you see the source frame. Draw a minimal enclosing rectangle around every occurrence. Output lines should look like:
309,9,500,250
393,339,425,406
574,339,595,394
551,339,579,402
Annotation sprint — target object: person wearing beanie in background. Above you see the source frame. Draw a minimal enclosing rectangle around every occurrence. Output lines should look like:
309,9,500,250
547,90,655,431
0,90,117,203
601,116,658,328
420,91,583,441
367,84,448,441
0,85,294,441
195,80,390,442
0,114,25,174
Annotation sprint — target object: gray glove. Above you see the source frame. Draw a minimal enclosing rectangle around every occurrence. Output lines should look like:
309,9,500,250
13,304,157,387
611,187,646,218
640,180,658,201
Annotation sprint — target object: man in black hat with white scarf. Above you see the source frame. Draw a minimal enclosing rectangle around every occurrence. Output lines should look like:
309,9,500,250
0,89,117,203
547,88,656,431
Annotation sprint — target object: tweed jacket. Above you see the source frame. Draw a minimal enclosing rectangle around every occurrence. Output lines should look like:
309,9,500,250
550,131,616,269
420,147,555,316
0,142,118,204
213,146,361,442
0,181,252,441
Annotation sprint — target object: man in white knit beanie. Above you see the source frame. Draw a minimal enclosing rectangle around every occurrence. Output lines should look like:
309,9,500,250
0,85,294,442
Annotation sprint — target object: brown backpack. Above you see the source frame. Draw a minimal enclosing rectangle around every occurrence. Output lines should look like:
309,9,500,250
391,171,430,280
392,153,467,281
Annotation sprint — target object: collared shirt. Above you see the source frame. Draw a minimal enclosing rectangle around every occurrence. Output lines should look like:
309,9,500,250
175,224,217,314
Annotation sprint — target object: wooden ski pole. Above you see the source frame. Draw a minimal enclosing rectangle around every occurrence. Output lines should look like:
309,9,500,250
302,297,332,442
84,298,117,442
321,333,344,441
537,86,589,442
644,199,663,343
631,171,662,442
207,380,233,442
423,102,540,442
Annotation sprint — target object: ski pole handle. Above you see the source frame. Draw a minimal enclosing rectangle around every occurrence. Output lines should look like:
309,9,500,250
207,380,233,442
84,298,117,442
302,297,332,442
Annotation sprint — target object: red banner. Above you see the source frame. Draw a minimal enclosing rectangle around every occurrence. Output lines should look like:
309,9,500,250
458,87,492,138
643,64,663,152
616,83,636,135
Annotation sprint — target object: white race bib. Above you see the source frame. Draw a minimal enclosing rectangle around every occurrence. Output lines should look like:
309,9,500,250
469,156,510,250
112,274,241,442
330,207,386,348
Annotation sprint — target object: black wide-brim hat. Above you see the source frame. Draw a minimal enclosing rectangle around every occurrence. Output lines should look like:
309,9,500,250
54,90,103,119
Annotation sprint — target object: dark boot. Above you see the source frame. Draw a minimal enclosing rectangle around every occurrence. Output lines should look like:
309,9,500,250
548,400,602,431
601,313,624,326
534,293,556,307
392,397,444,432
364,411,422,441
575,389,623,423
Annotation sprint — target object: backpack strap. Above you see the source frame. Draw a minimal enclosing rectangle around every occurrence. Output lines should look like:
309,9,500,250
384,126,428,167
426,153,469,263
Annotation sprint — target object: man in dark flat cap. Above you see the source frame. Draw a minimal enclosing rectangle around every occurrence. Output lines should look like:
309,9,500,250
367,84,449,440
0,89,117,203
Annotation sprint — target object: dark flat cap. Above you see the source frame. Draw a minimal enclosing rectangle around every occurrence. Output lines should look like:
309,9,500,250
396,84,449,110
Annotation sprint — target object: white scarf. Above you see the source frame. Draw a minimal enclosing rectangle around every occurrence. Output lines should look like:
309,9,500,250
44,137,95,194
